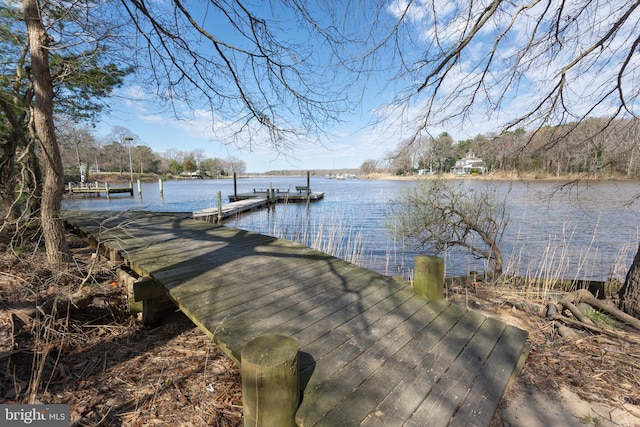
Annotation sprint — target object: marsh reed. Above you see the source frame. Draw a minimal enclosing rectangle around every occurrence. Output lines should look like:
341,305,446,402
231,198,637,303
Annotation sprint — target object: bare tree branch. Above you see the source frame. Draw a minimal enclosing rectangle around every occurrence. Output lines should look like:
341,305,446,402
116,0,352,152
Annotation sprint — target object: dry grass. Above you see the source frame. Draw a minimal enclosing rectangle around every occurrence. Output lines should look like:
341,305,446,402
234,204,368,266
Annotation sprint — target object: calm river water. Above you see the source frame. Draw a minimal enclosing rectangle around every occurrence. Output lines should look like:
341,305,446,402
63,177,640,281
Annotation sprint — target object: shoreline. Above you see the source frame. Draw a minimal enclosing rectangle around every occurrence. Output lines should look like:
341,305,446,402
362,171,638,182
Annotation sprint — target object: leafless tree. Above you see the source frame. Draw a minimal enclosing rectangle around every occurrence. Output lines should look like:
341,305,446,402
118,0,352,152
355,0,638,144
57,121,98,181
225,156,247,175
359,159,380,175
388,178,509,273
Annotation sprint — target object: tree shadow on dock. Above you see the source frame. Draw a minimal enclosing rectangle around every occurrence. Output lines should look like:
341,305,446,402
64,210,528,426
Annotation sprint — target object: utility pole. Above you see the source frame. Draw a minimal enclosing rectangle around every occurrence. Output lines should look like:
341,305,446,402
123,136,134,186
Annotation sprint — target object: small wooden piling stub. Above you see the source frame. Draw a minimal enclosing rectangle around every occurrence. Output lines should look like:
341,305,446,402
241,334,300,427
413,255,445,300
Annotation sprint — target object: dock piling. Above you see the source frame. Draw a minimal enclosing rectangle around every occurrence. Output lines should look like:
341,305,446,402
159,178,164,197
137,179,142,198
413,255,445,300
241,334,300,427
233,172,237,199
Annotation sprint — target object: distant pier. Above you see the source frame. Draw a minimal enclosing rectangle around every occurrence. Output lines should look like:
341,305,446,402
193,188,324,222
66,182,133,198
227,188,324,203
194,171,323,222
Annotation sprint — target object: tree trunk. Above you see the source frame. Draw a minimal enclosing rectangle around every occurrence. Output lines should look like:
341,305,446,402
23,0,70,265
0,135,20,224
0,99,25,225
24,140,42,214
618,244,640,318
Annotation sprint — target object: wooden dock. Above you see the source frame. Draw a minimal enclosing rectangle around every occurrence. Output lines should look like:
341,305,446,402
63,210,528,427
66,182,133,197
193,188,324,221
228,189,324,203
192,197,269,221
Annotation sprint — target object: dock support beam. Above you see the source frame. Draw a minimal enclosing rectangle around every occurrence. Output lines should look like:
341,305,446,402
413,255,445,300
241,334,300,427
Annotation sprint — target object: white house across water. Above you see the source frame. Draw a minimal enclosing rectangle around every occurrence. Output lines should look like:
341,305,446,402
451,152,486,175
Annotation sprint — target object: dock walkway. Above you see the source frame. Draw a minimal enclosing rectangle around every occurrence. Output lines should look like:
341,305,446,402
227,189,324,203
193,190,324,221
64,210,528,427
192,197,269,221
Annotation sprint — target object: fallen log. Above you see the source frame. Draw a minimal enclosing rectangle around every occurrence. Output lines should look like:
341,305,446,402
564,289,640,332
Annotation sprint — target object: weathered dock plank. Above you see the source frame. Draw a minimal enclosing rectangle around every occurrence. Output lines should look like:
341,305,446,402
192,197,269,220
63,210,528,427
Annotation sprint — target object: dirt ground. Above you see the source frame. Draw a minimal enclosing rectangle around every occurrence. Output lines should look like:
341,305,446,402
2,231,640,426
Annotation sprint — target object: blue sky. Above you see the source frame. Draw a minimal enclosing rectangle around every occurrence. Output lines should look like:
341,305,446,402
93,0,638,173
92,1,481,173
96,85,408,173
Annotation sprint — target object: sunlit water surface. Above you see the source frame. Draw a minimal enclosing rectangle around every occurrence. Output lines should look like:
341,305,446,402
64,177,640,281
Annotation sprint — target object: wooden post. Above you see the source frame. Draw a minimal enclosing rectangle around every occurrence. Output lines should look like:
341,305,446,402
241,334,300,427
128,180,133,197
137,179,142,197
67,182,72,194
269,182,274,205
413,255,445,300
306,170,311,195
217,190,222,223
159,178,164,197
105,182,110,199
233,172,237,199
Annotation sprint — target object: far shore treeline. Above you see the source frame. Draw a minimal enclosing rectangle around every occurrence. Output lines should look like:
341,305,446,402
62,117,639,182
